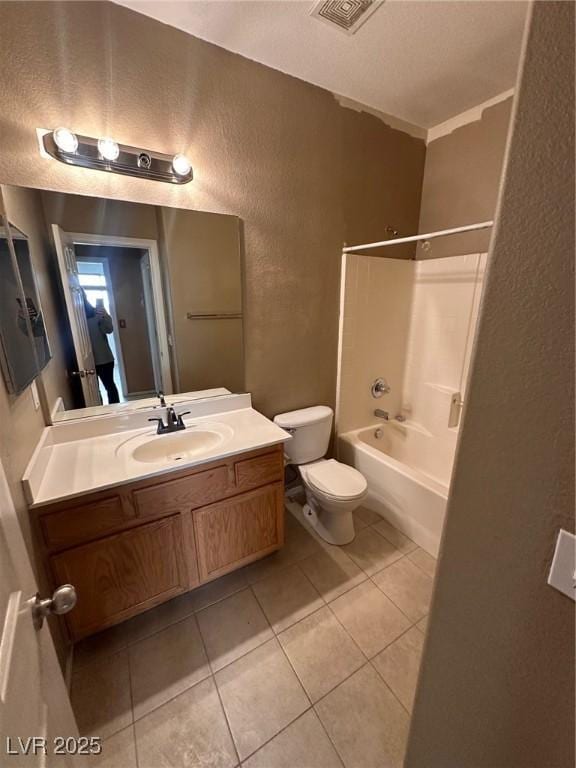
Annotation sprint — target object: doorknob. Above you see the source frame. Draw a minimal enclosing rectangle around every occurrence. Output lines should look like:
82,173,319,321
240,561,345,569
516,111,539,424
31,584,77,630
72,369,96,377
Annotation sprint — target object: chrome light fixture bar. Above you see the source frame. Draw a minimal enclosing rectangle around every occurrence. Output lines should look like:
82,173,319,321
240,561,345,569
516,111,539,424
42,128,193,184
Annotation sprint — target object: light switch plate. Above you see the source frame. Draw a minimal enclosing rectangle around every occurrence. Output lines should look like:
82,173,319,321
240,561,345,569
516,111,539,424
547,529,576,600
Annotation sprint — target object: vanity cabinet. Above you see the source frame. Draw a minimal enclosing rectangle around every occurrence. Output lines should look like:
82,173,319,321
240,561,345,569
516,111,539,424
33,444,285,641
51,516,187,640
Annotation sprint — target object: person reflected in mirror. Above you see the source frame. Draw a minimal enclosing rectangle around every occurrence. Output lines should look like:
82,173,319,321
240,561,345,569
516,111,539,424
82,290,120,404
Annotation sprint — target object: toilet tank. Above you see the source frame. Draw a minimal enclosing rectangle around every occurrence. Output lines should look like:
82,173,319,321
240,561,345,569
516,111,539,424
274,406,333,464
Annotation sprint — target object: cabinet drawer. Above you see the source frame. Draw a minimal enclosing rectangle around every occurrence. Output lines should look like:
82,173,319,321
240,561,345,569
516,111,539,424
133,464,231,518
51,516,186,641
194,483,284,581
40,495,134,550
234,450,284,492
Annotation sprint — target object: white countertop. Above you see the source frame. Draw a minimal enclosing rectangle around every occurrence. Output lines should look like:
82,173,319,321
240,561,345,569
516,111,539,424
24,395,291,508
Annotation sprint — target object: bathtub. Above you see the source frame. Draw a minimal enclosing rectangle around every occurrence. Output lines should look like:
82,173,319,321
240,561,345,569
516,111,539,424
338,421,450,557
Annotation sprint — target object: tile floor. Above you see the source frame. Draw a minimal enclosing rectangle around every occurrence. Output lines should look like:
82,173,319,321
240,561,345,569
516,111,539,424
73,501,437,768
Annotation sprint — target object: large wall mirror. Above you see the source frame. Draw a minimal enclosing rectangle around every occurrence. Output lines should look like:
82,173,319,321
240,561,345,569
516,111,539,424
0,185,244,421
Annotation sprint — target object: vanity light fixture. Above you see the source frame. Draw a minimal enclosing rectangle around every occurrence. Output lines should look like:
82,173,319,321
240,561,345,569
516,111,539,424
52,127,79,154
172,153,192,177
42,128,193,184
97,137,120,162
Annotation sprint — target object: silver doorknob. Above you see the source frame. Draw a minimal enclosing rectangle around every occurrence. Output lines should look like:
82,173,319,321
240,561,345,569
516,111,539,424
31,584,77,630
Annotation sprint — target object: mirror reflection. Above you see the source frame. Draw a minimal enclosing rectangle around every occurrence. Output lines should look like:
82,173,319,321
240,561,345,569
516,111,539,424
0,186,244,420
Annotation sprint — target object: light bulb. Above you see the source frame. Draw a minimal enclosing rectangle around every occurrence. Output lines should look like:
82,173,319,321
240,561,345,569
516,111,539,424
172,153,192,176
53,127,78,153
98,137,120,161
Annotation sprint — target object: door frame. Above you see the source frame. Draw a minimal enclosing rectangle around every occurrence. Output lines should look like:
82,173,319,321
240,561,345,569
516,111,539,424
66,233,173,395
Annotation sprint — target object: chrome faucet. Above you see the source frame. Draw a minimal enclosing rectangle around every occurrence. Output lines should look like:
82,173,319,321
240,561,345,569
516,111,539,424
149,407,190,435
374,408,389,421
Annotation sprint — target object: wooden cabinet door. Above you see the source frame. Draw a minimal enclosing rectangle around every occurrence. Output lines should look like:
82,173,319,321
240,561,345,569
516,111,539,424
50,516,187,641
194,484,284,581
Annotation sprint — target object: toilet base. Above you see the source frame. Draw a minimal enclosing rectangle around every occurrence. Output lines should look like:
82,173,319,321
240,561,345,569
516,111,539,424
302,499,356,546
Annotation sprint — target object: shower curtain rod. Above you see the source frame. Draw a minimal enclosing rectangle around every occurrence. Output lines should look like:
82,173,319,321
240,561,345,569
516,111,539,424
342,220,494,254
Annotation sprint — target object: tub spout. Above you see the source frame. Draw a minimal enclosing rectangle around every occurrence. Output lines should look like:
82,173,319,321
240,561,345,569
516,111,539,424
374,409,389,420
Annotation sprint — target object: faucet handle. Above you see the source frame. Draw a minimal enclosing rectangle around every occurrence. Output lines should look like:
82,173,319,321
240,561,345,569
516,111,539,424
177,411,190,426
148,417,165,433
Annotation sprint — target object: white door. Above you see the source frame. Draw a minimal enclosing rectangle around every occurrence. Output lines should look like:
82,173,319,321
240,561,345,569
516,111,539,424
51,225,101,408
0,460,84,767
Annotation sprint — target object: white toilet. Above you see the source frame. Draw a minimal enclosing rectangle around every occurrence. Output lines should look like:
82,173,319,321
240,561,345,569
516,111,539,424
274,406,368,545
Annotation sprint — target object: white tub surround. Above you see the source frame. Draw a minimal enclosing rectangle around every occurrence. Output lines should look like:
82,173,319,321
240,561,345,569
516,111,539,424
23,393,291,507
339,423,448,557
336,252,488,555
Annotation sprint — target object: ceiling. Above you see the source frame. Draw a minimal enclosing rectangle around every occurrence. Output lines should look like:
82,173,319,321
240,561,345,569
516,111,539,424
116,0,528,129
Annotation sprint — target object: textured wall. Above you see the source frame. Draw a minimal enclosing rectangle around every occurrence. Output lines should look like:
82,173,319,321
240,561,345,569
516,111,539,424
0,0,425,419
417,98,513,259
405,3,575,766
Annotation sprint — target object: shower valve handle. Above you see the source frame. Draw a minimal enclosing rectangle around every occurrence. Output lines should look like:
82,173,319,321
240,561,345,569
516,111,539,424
371,378,390,398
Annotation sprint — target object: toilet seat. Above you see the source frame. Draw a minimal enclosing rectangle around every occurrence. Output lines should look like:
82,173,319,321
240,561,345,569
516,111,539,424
302,459,368,501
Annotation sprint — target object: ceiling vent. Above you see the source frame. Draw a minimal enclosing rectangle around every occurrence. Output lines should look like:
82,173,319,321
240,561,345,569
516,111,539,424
310,0,384,35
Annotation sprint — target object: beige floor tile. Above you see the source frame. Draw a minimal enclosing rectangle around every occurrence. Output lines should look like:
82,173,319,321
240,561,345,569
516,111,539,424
278,606,365,702
372,557,433,621
242,710,342,768
372,519,418,554
91,726,137,768
372,626,424,712
354,506,382,526
130,615,211,719
74,593,199,668
135,676,237,768
73,623,135,670
352,510,369,531
252,565,324,633
215,637,309,760
71,650,132,739
329,581,410,658
196,588,273,672
244,518,321,584
408,547,438,578
343,528,403,576
416,615,429,634
299,547,367,602
189,568,249,612
315,664,409,768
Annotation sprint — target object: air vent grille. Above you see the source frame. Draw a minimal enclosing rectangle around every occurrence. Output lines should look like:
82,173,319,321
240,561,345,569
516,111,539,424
310,0,383,35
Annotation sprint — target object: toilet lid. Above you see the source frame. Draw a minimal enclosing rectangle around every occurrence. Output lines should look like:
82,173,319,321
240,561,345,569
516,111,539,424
305,460,367,499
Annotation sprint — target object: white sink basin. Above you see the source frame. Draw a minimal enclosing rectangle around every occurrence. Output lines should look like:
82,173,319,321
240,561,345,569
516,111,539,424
117,422,234,465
